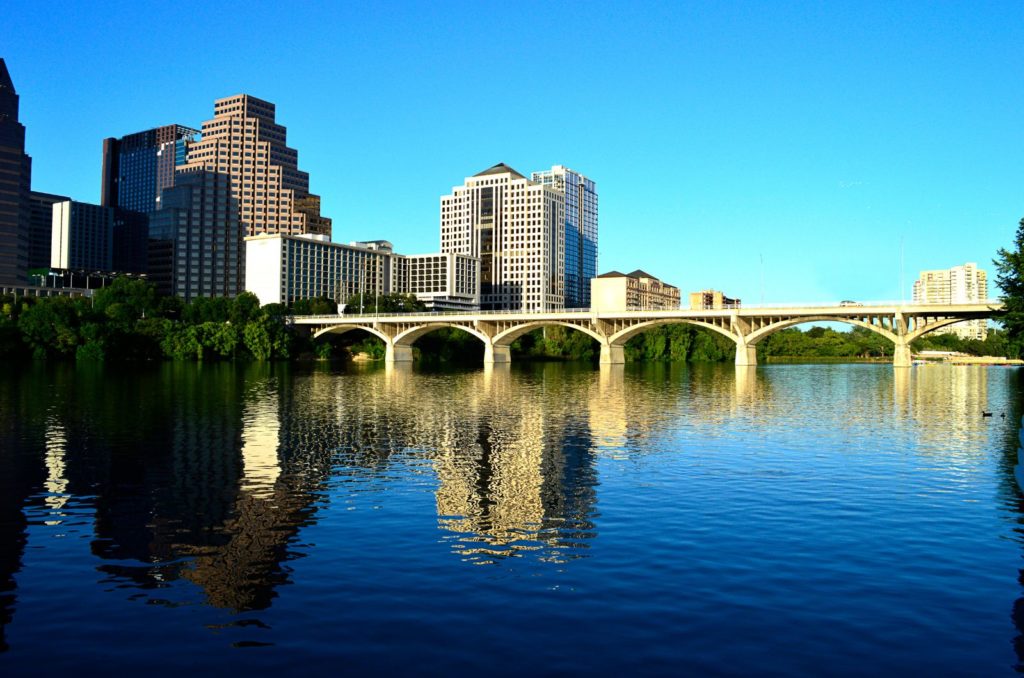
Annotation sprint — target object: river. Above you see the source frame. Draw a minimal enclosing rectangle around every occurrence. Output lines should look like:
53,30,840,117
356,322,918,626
0,361,1022,674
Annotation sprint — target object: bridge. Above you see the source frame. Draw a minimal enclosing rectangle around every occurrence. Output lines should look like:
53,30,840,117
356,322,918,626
291,301,1004,368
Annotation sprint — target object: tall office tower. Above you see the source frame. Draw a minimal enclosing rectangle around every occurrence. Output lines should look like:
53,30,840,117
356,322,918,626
28,191,69,270
101,125,199,212
531,166,598,309
440,163,564,311
51,200,114,271
912,262,989,340
178,94,331,238
0,58,32,285
148,169,241,300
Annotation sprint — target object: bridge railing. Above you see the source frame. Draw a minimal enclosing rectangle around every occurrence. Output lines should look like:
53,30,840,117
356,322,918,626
288,299,1005,323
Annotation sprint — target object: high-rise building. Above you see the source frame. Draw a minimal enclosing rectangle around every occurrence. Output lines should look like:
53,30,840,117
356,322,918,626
0,58,32,285
148,169,241,300
531,165,598,309
912,262,988,340
50,200,114,271
178,94,331,238
440,163,564,311
101,125,199,213
28,191,69,270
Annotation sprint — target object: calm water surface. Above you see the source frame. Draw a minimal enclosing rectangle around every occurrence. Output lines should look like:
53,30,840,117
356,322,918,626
1,361,1023,674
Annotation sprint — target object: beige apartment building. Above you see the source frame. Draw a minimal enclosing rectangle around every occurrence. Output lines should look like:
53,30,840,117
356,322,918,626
441,163,564,311
179,94,331,238
689,289,742,310
590,270,680,312
912,262,988,340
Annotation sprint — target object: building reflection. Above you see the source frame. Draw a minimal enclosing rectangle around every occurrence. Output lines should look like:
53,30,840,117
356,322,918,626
0,367,50,653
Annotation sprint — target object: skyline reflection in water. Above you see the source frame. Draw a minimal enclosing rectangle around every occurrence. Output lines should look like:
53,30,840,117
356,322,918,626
0,361,1022,673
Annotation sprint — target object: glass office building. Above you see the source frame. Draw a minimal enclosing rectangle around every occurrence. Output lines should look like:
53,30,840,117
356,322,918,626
101,125,199,213
531,166,598,309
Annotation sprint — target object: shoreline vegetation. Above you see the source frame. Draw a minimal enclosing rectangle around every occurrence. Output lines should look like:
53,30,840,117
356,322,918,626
0,278,1016,365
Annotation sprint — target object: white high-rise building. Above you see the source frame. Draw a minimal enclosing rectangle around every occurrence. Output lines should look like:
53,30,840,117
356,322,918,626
912,262,988,340
440,163,564,311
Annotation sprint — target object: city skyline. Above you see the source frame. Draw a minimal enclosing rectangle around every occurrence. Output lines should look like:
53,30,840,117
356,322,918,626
5,2,1022,304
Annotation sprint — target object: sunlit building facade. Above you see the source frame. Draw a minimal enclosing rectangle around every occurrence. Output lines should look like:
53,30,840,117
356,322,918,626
591,269,680,311
689,289,742,310
245,233,480,310
178,94,331,238
912,262,988,340
441,163,564,311
531,165,597,309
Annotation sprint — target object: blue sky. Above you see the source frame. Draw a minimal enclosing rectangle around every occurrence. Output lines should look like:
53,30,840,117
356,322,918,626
6,0,1022,304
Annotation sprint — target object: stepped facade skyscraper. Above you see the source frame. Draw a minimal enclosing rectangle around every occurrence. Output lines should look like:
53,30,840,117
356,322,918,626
441,163,564,311
178,94,331,238
531,165,598,309
0,58,32,285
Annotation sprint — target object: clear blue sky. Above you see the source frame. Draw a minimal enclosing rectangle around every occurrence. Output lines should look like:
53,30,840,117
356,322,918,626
6,0,1022,304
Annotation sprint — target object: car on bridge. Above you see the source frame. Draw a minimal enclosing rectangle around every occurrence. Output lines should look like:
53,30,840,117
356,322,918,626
839,300,863,307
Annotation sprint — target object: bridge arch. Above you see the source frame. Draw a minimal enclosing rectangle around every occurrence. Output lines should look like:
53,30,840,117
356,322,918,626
905,317,974,343
744,316,899,346
392,322,491,348
607,318,740,346
313,323,391,344
491,320,605,347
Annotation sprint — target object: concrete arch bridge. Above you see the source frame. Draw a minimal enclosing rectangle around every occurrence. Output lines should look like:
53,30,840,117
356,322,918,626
292,302,1002,368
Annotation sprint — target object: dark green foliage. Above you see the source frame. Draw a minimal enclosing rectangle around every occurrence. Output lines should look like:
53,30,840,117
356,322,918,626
343,293,425,315
292,296,338,316
0,280,300,362
414,327,485,364
994,217,1024,357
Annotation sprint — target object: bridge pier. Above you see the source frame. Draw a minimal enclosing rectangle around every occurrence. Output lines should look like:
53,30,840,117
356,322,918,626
893,340,912,368
385,343,413,363
735,343,757,367
484,344,511,364
600,343,625,365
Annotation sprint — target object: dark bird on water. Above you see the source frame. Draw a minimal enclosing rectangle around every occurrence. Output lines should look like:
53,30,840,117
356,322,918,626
982,411,993,417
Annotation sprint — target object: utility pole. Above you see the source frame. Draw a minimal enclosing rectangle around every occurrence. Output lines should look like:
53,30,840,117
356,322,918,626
760,254,765,306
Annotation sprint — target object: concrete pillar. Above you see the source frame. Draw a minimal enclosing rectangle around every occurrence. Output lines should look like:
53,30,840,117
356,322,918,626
484,343,511,364
385,343,413,363
600,342,625,365
893,340,912,368
735,343,757,366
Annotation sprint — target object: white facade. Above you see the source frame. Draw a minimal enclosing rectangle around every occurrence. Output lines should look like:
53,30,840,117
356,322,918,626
393,253,480,310
441,163,564,311
912,262,988,340
244,234,480,310
244,233,391,306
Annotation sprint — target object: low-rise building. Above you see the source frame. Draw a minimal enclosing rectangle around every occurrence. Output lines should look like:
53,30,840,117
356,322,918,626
244,233,480,310
50,200,114,271
689,289,741,310
393,252,480,311
591,270,680,312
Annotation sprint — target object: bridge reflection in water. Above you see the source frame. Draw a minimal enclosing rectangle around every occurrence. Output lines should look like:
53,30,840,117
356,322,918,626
294,302,1002,368
0,361,1017,663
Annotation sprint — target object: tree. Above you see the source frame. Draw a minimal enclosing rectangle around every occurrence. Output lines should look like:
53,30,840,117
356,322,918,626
344,293,424,315
994,218,1024,356
92,277,158,321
